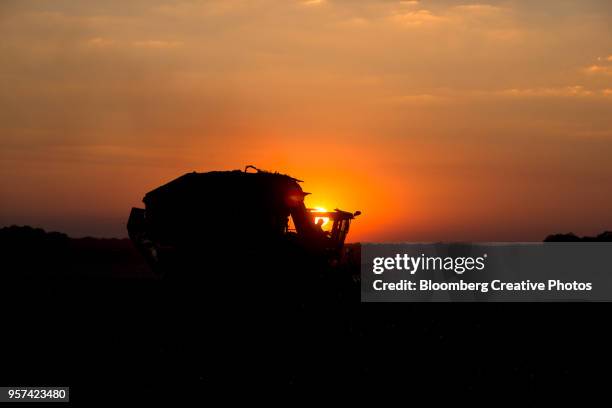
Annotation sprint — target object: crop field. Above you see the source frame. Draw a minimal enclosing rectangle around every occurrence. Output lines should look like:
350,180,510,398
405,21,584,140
0,227,603,397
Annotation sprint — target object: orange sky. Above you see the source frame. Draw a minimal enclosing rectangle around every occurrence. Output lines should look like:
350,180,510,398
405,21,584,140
1,0,612,241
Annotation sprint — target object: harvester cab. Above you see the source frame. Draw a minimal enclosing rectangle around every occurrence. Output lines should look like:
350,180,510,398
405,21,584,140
306,208,361,254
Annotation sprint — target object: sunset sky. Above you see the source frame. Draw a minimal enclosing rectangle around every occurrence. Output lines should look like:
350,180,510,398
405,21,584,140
1,0,612,241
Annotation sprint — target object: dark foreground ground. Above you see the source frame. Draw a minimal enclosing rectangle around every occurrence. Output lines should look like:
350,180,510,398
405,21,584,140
0,226,610,402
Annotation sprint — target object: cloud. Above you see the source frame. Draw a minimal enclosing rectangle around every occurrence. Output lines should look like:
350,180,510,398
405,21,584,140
380,85,612,105
301,0,326,6
499,86,595,98
453,4,505,14
584,65,612,75
387,2,512,31
131,40,183,49
151,1,250,18
84,37,183,50
380,93,451,105
86,37,116,48
398,1,420,7
389,9,447,26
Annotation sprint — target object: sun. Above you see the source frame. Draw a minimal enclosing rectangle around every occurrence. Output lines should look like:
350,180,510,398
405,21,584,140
312,207,330,227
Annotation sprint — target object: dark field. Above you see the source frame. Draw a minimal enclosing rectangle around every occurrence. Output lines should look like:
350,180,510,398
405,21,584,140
0,226,608,401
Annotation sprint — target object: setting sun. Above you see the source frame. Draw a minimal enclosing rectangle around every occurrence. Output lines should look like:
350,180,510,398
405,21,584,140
311,207,330,228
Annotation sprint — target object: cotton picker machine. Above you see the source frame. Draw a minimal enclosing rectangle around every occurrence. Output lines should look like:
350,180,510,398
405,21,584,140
127,166,360,281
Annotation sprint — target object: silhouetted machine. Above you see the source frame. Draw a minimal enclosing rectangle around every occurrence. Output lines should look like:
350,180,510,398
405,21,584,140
127,166,360,276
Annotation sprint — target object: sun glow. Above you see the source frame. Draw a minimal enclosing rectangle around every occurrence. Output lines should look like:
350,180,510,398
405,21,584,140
312,207,330,227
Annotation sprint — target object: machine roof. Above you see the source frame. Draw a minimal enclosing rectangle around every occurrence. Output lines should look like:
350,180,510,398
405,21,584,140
143,169,303,204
